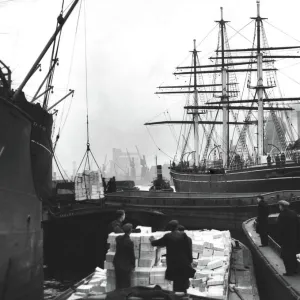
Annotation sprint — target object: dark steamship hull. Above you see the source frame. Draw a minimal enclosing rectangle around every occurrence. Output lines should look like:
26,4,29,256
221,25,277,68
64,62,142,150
171,163,300,193
0,98,45,300
105,189,300,230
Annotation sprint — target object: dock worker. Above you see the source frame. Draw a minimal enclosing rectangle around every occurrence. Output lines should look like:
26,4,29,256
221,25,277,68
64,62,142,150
277,200,299,276
108,210,126,234
267,154,271,166
149,220,195,293
256,195,269,247
113,223,135,289
275,154,280,167
178,225,193,264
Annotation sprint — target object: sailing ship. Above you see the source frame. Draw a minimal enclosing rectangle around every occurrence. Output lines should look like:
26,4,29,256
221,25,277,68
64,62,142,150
0,1,79,299
146,1,300,194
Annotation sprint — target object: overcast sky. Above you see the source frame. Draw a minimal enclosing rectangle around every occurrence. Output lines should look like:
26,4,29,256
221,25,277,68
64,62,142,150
1,0,300,177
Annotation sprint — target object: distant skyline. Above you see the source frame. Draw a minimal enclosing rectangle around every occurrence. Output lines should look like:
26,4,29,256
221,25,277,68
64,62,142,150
1,0,300,178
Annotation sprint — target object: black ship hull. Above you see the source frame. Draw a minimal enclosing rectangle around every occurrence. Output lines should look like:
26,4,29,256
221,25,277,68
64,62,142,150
0,98,43,299
105,189,300,230
43,205,168,273
171,163,300,193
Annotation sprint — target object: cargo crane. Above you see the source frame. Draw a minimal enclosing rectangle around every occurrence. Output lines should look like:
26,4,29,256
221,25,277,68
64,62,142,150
135,145,149,181
102,154,108,177
126,148,136,180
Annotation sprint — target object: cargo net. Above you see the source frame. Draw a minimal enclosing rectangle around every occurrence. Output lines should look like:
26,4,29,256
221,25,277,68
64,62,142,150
74,227,232,299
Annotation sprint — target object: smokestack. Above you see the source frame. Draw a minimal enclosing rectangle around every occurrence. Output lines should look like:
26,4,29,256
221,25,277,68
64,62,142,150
157,165,162,181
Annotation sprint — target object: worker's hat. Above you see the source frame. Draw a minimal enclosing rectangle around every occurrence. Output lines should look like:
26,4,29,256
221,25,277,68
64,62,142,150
278,200,290,207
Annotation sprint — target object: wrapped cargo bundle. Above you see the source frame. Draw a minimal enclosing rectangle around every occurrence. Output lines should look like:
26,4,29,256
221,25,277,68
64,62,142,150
187,229,231,299
103,227,231,298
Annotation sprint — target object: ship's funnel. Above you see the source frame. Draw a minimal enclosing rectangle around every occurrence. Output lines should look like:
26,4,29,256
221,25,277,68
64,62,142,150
157,165,163,181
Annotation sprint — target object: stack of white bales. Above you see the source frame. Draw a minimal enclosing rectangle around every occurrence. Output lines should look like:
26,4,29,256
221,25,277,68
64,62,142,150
75,267,107,295
104,227,231,298
187,229,231,299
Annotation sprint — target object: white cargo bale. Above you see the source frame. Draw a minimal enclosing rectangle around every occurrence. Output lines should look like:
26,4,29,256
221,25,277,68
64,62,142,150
212,267,226,276
76,284,93,293
207,285,224,299
211,230,223,239
150,266,166,275
138,258,155,268
105,252,115,262
198,257,212,266
213,243,225,251
141,233,154,243
195,269,212,278
89,278,105,285
104,261,114,270
207,275,224,286
207,259,224,270
190,278,207,288
193,252,199,259
150,274,165,284
134,267,151,278
214,250,225,257
193,241,204,253
203,241,214,249
203,248,214,257
140,250,156,259
106,270,115,278
91,281,106,293
95,267,106,273
136,226,152,234
137,277,150,286
140,243,155,251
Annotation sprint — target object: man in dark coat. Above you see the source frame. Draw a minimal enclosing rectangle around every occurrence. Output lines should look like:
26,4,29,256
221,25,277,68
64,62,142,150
108,210,126,234
277,200,299,276
256,195,269,247
113,223,135,289
149,220,194,293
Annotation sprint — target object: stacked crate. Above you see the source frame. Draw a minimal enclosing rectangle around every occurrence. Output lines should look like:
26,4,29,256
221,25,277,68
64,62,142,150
104,228,232,298
187,230,231,299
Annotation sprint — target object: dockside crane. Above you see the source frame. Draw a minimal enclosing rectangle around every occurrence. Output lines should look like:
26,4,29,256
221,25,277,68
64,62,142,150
136,145,148,180
126,148,136,180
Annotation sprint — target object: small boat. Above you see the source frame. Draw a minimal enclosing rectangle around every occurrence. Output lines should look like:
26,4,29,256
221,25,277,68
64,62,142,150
243,217,300,300
53,238,259,300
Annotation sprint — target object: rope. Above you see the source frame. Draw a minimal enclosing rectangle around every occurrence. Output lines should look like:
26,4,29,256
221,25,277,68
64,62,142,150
83,0,89,144
59,0,83,132
265,20,300,44
227,21,254,45
145,126,174,160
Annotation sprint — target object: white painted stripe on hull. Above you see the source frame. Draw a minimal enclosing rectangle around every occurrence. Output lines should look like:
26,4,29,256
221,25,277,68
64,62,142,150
171,165,300,176
172,176,300,183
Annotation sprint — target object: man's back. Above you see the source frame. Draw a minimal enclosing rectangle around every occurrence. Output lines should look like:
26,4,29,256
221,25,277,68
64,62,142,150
153,231,192,266
113,234,135,271
278,209,299,246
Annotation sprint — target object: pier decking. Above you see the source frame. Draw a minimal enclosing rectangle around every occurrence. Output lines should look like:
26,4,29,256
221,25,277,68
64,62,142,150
243,218,300,300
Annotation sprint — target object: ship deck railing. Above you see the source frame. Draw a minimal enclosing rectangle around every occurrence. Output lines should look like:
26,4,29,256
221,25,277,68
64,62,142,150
243,218,300,299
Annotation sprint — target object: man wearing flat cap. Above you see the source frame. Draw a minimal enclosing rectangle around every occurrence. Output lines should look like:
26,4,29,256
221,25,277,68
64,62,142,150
277,200,299,276
108,210,126,234
149,220,194,293
113,223,135,288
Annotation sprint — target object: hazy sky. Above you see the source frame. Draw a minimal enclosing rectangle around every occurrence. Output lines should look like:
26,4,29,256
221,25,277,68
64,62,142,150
1,0,300,177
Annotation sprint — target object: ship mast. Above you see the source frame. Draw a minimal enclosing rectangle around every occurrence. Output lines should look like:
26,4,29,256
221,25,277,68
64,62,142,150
192,39,200,166
219,7,229,167
255,0,265,162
